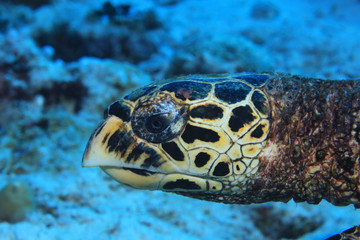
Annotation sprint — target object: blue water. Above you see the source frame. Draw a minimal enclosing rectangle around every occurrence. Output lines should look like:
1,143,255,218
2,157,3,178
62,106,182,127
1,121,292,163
0,0,360,239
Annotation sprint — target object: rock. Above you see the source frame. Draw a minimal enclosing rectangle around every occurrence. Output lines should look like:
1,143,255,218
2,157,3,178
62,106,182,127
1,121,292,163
250,1,279,20
0,181,35,223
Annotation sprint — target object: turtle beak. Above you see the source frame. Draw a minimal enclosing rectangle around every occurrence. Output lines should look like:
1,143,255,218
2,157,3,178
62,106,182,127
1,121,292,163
81,115,180,189
82,115,223,192
81,116,128,168
82,115,180,170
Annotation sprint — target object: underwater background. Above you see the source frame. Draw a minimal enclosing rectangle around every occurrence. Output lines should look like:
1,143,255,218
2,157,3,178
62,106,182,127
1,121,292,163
1,0,360,239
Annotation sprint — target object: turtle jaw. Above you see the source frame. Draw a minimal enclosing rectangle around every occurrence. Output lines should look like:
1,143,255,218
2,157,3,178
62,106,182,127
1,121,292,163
82,116,223,192
100,166,223,192
81,115,179,173
100,166,167,190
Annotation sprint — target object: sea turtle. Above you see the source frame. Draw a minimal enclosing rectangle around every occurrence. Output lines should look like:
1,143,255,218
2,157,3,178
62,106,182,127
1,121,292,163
82,72,360,239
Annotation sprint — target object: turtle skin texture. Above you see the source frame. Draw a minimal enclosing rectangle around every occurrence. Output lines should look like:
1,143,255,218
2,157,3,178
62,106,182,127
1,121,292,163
82,72,360,239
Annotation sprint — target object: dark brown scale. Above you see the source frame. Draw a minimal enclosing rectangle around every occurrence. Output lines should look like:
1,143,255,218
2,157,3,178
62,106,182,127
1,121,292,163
250,124,265,139
161,142,184,161
160,81,212,101
251,90,269,115
163,179,201,190
228,105,257,132
105,101,131,121
212,162,230,176
181,124,220,144
190,104,223,120
195,152,211,167
215,81,252,104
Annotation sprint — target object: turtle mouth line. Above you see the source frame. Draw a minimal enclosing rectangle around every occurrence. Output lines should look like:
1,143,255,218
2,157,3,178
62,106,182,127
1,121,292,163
120,167,206,179
122,167,161,176
112,166,216,180
100,166,166,190
100,166,223,192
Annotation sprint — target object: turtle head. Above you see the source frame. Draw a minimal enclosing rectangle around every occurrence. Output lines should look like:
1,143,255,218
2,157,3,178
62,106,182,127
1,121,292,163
83,74,270,198
82,81,225,193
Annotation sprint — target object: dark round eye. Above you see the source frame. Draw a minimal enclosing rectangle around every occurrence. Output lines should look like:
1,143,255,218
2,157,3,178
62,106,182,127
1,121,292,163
145,115,169,133
131,97,188,143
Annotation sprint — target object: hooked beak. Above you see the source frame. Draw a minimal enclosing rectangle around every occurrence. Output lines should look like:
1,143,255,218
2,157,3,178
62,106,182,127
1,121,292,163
82,116,223,192
82,116,178,189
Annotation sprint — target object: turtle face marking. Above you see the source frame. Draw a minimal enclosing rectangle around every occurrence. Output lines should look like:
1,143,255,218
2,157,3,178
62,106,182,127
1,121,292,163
194,152,211,167
209,154,233,177
227,105,260,138
180,122,232,153
160,81,212,102
104,101,132,122
181,124,220,143
161,141,184,162
188,148,219,175
214,81,252,104
190,104,224,120
82,73,271,194
251,90,269,117
238,119,270,144
124,86,157,102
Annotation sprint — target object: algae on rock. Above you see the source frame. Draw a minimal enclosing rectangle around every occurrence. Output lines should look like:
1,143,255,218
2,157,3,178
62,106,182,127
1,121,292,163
0,181,35,223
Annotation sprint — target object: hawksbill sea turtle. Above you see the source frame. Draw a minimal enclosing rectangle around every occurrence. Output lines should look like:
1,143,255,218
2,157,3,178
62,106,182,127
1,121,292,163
82,72,360,240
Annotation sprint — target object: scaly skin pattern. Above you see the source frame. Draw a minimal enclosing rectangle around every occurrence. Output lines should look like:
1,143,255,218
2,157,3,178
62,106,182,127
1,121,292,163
82,72,360,239
191,73,360,206
256,74,360,206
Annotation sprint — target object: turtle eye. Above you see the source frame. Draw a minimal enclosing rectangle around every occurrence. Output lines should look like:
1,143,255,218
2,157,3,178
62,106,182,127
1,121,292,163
131,96,188,143
145,114,170,133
